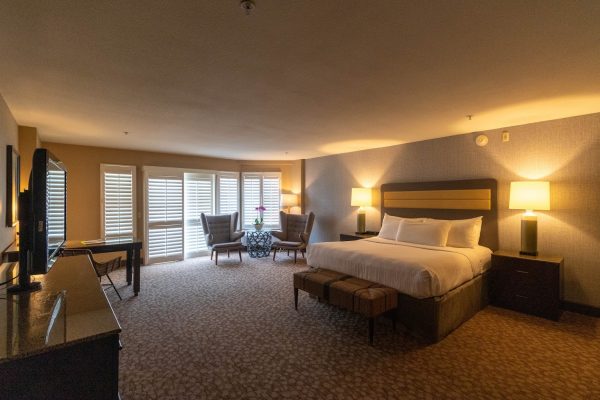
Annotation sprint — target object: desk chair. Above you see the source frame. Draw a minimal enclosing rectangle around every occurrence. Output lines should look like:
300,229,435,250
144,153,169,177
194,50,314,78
60,249,122,300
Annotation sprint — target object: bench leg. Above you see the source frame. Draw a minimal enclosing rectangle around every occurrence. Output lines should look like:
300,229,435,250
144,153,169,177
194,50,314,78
294,288,299,310
369,318,375,345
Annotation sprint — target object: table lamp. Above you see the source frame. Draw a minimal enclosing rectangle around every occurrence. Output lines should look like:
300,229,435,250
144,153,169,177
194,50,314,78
281,193,299,214
351,188,372,234
509,181,550,256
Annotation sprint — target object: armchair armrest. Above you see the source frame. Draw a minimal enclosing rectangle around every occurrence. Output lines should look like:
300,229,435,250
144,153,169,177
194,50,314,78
271,230,286,241
300,232,310,244
206,233,215,246
231,230,245,242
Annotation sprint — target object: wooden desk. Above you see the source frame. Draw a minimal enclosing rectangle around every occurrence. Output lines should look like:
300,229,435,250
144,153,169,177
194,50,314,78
3,237,143,296
65,238,143,296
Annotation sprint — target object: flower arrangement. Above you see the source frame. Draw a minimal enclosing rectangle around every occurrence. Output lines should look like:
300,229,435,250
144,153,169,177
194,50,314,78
254,205,266,225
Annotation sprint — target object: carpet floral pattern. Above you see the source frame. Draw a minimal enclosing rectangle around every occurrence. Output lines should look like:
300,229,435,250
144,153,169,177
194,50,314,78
108,256,600,399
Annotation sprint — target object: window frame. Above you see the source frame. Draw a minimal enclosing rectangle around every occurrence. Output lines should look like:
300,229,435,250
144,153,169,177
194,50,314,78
100,164,137,240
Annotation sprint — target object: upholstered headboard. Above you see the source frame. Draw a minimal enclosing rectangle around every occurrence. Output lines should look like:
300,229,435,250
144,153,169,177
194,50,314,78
380,179,498,250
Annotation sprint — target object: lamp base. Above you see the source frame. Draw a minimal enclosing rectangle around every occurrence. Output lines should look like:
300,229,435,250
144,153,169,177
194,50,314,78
520,215,538,257
356,212,366,234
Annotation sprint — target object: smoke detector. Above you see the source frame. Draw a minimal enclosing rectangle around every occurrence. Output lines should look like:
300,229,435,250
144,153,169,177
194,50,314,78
240,0,255,15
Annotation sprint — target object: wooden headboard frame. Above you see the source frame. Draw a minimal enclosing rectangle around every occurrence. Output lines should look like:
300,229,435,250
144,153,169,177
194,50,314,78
381,179,498,250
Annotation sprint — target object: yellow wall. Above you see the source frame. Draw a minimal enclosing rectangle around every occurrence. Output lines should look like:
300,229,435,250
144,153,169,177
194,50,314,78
0,94,19,251
18,126,40,192
41,142,301,240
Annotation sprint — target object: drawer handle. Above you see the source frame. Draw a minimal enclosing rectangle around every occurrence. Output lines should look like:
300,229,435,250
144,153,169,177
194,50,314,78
515,294,528,299
515,270,529,274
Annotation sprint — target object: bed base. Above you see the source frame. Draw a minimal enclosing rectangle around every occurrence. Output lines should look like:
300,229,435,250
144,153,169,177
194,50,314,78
396,271,489,343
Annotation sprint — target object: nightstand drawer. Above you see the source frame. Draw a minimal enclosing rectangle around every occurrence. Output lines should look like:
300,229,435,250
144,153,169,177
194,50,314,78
491,251,563,320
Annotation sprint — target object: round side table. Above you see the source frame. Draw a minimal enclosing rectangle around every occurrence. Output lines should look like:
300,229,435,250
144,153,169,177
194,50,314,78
247,230,272,258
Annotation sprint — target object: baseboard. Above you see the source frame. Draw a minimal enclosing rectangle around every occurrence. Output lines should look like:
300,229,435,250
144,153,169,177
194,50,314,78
562,301,600,318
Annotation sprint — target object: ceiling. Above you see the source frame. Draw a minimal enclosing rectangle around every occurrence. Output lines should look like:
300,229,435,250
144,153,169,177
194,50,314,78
1,1,599,160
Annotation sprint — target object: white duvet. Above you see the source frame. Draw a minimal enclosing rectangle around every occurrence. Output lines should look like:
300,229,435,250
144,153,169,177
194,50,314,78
306,237,492,299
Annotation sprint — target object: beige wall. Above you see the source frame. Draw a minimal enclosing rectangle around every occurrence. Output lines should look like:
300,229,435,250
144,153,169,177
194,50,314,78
41,142,301,241
0,95,19,251
17,126,40,192
305,113,600,308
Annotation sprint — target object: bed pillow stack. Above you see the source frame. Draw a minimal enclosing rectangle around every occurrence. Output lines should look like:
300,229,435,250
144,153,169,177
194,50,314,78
378,214,483,248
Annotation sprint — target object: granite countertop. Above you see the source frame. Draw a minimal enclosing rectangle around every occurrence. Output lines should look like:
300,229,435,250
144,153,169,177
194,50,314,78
0,255,121,362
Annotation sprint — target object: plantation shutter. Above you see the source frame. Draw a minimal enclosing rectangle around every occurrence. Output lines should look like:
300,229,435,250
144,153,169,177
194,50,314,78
241,173,281,229
146,173,183,263
101,165,136,239
242,175,261,227
217,174,239,216
47,168,66,243
184,173,214,257
262,176,280,227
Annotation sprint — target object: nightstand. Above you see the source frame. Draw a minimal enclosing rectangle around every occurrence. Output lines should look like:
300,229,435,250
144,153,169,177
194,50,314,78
491,250,563,320
339,232,378,241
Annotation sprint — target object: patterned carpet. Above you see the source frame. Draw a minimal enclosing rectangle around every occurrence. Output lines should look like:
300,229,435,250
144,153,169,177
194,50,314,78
108,255,600,400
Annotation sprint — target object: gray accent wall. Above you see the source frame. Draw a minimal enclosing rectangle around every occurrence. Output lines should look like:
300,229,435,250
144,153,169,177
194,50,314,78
305,113,600,308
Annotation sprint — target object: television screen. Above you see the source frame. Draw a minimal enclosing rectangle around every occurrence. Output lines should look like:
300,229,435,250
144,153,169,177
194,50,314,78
31,149,67,274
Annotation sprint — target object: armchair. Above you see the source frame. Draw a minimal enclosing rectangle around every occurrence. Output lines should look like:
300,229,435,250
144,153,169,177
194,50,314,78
200,212,245,265
271,211,315,263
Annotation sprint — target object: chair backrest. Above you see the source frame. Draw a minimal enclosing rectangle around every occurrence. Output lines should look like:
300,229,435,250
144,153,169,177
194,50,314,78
201,212,239,244
279,211,315,242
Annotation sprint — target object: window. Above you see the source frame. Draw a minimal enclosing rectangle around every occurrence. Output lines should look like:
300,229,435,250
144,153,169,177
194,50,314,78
184,173,214,257
145,171,184,264
217,173,240,215
242,172,281,229
101,164,136,239
143,167,241,264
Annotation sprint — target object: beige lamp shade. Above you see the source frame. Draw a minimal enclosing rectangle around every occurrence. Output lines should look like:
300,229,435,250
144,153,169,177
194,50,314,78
509,181,550,211
351,188,372,207
281,193,298,208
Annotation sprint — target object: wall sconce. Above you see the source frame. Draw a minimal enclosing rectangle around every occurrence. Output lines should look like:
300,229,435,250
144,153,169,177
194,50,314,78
281,193,299,214
509,181,550,256
351,188,372,233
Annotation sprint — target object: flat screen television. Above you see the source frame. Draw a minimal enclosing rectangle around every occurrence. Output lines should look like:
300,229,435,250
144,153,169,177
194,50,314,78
10,148,67,292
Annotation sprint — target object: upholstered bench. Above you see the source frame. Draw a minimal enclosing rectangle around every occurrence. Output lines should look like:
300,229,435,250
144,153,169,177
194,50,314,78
329,278,398,344
294,270,398,345
353,287,398,344
293,268,349,308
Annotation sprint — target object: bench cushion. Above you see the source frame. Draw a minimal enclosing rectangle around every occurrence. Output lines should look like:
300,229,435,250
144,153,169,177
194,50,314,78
329,277,378,311
353,287,398,318
293,268,349,299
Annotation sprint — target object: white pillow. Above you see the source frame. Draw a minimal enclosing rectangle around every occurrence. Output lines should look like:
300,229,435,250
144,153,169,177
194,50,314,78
378,214,426,240
396,219,451,247
446,217,483,248
378,214,403,240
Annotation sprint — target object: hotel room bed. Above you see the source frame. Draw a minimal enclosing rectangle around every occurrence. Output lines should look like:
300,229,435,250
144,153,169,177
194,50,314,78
307,237,492,299
308,179,498,342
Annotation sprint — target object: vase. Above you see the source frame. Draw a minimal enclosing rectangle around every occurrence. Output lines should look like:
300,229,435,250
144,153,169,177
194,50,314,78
254,223,264,231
